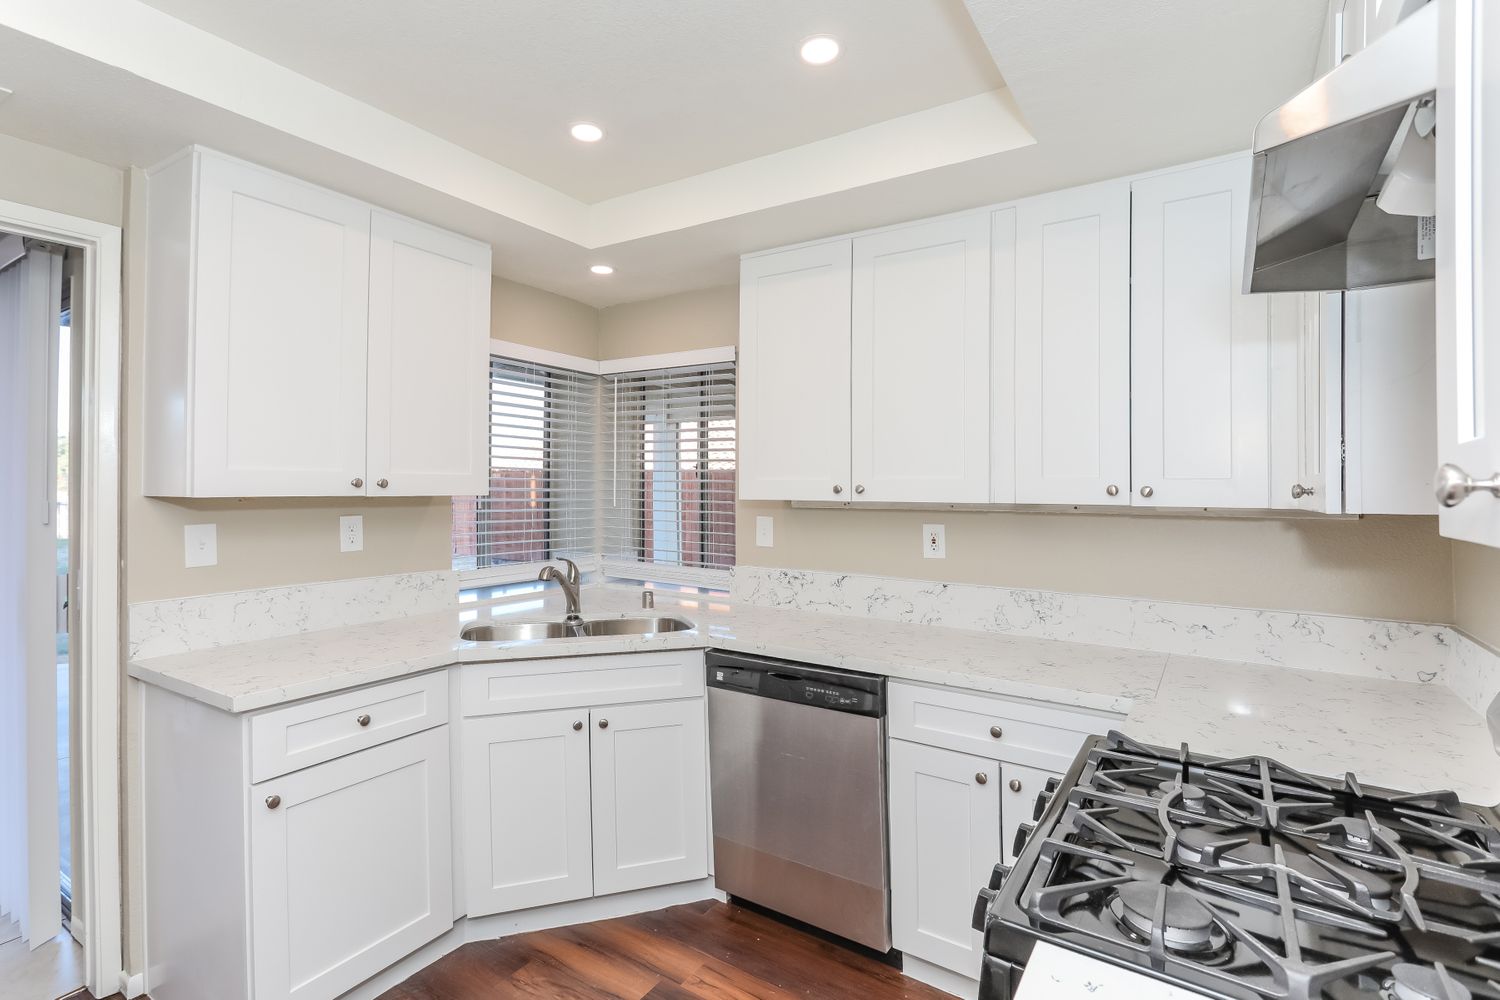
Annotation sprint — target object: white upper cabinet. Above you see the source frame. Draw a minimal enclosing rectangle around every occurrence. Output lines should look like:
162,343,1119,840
144,147,490,498
1437,0,1500,548
851,214,991,503
1014,180,1132,505
1130,158,1270,508
738,242,853,502
366,210,491,496
1269,293,1344,514
991,208,1019,503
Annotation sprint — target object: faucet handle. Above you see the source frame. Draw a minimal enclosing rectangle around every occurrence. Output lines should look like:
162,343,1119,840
560,557,580,586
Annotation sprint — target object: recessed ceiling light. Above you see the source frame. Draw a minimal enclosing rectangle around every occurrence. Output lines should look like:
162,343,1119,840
590,264,614,275
799,35,840,66
570,122,604,143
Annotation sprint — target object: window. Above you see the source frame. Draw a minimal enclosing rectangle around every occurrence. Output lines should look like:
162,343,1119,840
451,356,596,582
604,361,737,586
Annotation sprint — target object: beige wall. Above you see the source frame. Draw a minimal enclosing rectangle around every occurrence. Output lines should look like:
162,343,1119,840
1455,542,1500,647
492,274,600,359
598,284,737,359
0,132,125,227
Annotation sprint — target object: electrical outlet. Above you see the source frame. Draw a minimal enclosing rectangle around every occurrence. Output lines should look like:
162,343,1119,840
184,523,217,568
340,515,364,553
755,515,774,547
922,523,946,559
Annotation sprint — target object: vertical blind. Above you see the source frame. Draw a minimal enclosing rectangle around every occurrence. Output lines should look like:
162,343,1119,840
604,361,737,585
451,356,597,575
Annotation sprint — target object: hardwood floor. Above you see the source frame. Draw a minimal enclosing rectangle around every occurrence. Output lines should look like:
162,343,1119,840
378,900,953,1000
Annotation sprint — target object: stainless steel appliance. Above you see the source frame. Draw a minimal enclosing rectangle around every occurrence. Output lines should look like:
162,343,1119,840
974,730,1500,999
706,651,891,952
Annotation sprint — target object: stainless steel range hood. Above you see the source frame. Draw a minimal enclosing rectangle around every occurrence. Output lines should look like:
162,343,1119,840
1243,1,1438,293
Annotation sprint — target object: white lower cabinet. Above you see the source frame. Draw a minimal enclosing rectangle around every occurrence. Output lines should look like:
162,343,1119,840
461,708,594,915
889,739,1000,978
591,699,709,896
250,728,453,1000
461,696,709,918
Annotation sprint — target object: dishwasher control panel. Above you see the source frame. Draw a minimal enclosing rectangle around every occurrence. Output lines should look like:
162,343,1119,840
706,652,885,717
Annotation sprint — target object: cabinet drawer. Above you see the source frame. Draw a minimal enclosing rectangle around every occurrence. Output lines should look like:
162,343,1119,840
889,682,1113,773
461,650,705,717
250,671,449,783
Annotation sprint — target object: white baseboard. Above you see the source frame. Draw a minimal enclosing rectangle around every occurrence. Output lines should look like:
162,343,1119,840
902,954,979,999
118,970,147,998
335,878,722,1000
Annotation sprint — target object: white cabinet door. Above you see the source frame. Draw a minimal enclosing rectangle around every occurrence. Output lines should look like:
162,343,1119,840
851,214,991,503
192,153,371,497
1130,159,1270,508
366,210,491,497
461,708,593,916
589,700,708,896
992,207,1019,503
1269,293,1344,513
739,242,852,501
1437,0,1500,547
1015,181,1131,505
889,739,999,978
249,728,452,1000
999,762,1056,867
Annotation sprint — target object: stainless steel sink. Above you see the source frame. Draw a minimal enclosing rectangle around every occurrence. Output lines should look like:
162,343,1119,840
461,615,694,643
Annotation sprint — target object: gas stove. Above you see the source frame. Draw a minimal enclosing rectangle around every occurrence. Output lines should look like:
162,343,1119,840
973,732,1500,1000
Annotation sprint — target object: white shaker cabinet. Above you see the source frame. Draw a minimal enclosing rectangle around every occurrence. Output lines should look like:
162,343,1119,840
738,241,853,502
851,214,991,503
889,738,999,979
250,728,453,1000
1130,159,1270,508
461,708,594,916
144,147,491,498
590,699,709,896
145,149,372,498
1014,180,1132,505
366,210,491,496
1437,0,1500,547
1269,293,1345,513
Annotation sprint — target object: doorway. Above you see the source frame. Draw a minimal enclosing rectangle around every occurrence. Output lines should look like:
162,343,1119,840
0,197,122,1000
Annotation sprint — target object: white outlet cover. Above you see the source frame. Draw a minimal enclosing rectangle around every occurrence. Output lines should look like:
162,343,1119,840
340,515,364,553
755,515,774,547
922,523,946,559
184,523,217,568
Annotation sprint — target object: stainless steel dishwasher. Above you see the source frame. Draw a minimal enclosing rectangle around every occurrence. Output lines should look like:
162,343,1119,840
706,650,890,952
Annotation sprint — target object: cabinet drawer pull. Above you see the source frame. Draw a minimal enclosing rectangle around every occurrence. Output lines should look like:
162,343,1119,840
975,772,988,785
265,794,281,810
598,718,609,730
1009,778,1023,793
572,720,583,731
356,714,371,727
989,725,1003,739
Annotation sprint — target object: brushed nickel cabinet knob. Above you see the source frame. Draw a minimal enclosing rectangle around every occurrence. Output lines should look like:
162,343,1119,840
832,484,843,495
356,714,371,727
989,725,1003,739
975,772,988,785
1291,483,1316,500
1009,779,1023,793
376,478,389,489
598,718,609,730
265,795,281,810
1436,463,1500,507
854,484,865,495
1140,485,1155,498
351,478,364,488
572,721,583,731
1105,484,1119,497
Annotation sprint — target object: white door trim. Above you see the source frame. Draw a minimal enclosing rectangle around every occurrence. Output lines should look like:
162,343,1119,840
0,196,123,996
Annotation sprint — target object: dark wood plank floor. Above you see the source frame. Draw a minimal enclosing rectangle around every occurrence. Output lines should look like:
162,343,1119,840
378,900,953,1000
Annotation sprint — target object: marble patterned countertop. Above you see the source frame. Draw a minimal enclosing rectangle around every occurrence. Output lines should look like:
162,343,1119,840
127,584,1500,804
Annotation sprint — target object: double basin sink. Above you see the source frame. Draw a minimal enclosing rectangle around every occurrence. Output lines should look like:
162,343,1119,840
461,615,695,644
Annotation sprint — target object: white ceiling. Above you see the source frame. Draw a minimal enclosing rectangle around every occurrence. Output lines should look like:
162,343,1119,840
0,0,1328,307
131,0,1005,203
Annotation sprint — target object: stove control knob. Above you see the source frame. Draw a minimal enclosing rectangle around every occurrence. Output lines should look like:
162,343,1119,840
1012,822,1035,858
972,886,1000,933
1044,776,1060,794
1032,790,1052,822
987,862,1008,890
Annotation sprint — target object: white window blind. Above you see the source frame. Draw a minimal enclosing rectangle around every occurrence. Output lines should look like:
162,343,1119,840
604,361,736,586
452,356,597,581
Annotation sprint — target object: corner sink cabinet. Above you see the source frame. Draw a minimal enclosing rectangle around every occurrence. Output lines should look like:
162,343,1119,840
141,649,710,1000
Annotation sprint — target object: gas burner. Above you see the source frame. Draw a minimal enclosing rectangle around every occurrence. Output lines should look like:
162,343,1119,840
1160,779,1208,814
1105,883,1226,956
1384,963,1473,1000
